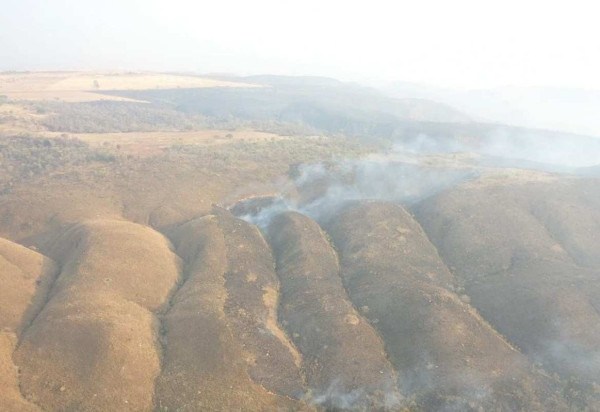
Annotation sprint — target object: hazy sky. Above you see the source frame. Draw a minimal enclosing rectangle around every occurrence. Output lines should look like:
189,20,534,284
1,0,599,89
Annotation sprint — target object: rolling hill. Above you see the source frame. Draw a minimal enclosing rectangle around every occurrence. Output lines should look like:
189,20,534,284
1,72,599,411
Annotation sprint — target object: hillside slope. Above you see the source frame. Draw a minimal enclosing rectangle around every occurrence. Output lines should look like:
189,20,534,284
2,75,600,410
269,211,400,409
0,238,58,411
416,176,600,406
327,201,565,410
14,220,181,411
156,214,306,411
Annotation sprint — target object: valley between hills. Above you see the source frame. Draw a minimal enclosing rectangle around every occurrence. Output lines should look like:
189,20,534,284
1,72,600,411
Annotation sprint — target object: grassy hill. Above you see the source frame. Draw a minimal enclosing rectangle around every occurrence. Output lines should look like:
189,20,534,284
1,72,600,411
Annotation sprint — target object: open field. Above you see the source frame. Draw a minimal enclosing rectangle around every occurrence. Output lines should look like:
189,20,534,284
0,72,260,102
72,129,287,156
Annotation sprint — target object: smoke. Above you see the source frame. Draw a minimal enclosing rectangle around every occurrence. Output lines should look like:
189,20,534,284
234,196,292,228
307,378,403,411
234,126,600,227
230,132,600,410
235,153,476,227
545,339,600,380
392,129,600,171
310,380,365,410
537,316,600,383
473,130,600,170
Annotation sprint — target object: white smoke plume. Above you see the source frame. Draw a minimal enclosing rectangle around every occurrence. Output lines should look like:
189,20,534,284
392,129,600,171
235,152,476,227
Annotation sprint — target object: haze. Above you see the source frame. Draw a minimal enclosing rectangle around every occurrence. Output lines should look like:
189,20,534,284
1,0,598,89
2,2,600,410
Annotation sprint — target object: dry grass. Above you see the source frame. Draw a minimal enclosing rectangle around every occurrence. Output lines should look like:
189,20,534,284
3,90,143,103
0,332,40,411
268,211,400,408
0,72,261,102
469,168,560,188
73,129,286,156
416,177,600,387
156,215,305,411
0,237,58,411
0,103,49,135
15,219,181,411
327,201,563,410
1,71,599,411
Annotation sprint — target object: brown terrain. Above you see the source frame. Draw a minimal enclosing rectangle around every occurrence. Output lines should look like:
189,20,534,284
269,211,400,409
0,238,58,411
0,72,258,102
416,178,600,385
1,72,599,411
326,201,568,410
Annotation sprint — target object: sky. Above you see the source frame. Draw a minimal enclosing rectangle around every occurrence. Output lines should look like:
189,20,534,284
1,0,599,89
